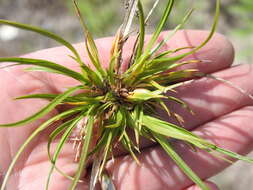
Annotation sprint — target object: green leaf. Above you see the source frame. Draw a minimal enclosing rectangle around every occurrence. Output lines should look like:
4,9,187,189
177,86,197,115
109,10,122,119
154,46,195,59
156,0,220,63
142,115,209,148
69,112,95,190
73,0,106,78
80,65,104,88
125,0,220,85
154,134,210,190
105,109,124,128
212,146,253,164
167,96,194,114
107,51,120,85
136,1,145,59
155,98,171,117
46,114,85,190
0,19,82,62
0,57,89,84
0,85,83,127
0,107,82,190
121,131,140,165
148,80,183,94
69,55,104,87
132,104,144,147
150,8,194,55
145,0,160,24
88,129,111,156
16,93,103,104
98,130,114,177
90,150,104,190
25,66,63,74
123,0,174,85
152,69,197,84
139,59,198,81
145,0,175,51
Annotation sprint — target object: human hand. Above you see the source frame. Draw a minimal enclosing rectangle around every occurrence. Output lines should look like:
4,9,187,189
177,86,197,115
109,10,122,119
0,30,252,190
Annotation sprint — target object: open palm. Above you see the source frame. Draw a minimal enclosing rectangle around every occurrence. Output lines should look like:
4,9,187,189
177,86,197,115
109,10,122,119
1,30,253,190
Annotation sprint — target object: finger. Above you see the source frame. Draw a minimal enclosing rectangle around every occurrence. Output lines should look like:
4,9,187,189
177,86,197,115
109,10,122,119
184,181,219,190
106,106,253,190
0,68,58,167
163,64,253,131
14,141,89,190
155,30,234,73
19,30,234,93
118,64,253,153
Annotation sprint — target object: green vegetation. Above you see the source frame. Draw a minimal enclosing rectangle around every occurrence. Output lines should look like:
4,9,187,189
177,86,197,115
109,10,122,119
0,0,253,190
64,0,253,62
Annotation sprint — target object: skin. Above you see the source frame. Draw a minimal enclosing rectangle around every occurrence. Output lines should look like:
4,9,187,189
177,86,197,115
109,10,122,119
0,30,253,190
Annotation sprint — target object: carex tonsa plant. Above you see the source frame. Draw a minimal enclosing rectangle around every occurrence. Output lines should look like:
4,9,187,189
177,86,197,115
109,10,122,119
1,0,253,190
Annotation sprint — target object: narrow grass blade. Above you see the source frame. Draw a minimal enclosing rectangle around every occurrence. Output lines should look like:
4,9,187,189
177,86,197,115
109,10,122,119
207,150,234,164
46,118,82,182
98,130,113,177
90,151,104,190
121,131,140,164
136,1,145,59
154,134,210,190
145,0,160,23
0,108,82,190
150,8,194,55
46,114,85,190
154,46,195,59
25,66,63,74
143,58,199,78
155,98,171,117
153,0,220,63
105,109,124,128
0,86,82,127
132,104,144,147
0,57,89,83
142,115,209,148
153,69,197,84
69,114,95,190
70,55,104,87
185,0,220,56
123,0,174,84
145,0,174,51
73,0,106,77
121,0,138,38
125,0,219,86
80,65,104,88
212,147,253,164
16,93,103,104
107,52,119,85
0,19,81,61
147,80,183,94
88,130,111,156
167,96,194,114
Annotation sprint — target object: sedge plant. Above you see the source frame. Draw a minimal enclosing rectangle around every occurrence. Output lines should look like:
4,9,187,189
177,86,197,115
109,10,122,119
0,0,253,190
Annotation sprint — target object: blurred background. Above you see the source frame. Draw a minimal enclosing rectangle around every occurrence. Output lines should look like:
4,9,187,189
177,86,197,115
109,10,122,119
0,0,253,189
1,0,253,64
